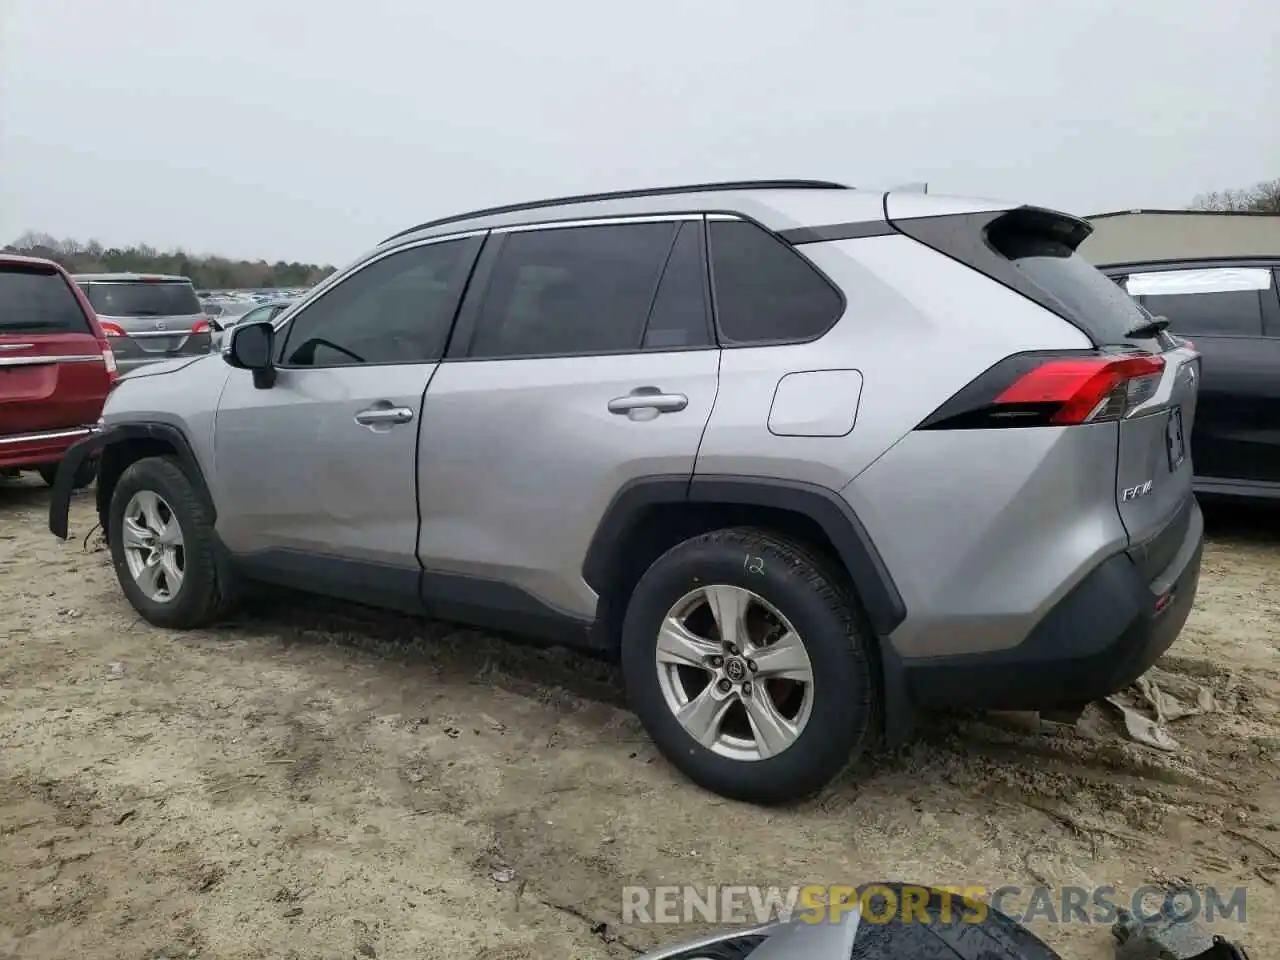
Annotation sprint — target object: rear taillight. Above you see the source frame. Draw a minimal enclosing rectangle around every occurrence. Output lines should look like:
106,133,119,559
191,319,211,335
101,343,118,379
100,321,126,337
918,352,1166,430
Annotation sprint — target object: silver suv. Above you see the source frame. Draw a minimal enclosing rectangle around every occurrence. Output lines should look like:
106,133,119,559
74,273,213,372
49,181,1205,803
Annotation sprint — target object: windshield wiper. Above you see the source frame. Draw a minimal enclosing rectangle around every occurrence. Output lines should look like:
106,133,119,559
1125,315,1170,338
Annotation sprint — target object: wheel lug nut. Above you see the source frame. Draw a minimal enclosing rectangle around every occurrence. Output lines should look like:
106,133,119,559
726,643,738,655
711,656,724,668
747,660,758,672
717,679,732,693
741,682,752,696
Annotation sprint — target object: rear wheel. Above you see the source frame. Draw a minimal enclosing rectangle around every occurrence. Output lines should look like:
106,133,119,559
621,527,878,804
38,459,97,490
107,456,233,628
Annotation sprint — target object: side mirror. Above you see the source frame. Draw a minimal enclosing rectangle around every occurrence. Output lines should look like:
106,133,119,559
224,320,277,389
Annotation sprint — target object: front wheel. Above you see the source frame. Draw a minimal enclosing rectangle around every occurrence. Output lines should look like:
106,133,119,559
107,456,232,629
621,527,878,804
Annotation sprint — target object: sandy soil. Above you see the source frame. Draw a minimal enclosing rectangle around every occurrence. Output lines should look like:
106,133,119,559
1,479,1278,960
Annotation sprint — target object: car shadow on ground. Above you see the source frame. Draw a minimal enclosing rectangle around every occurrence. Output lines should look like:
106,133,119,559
1200,495,1280,543
0,475,53,510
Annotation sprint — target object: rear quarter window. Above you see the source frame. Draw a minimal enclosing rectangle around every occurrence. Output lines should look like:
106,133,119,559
708,220,844,344
0,266,93,334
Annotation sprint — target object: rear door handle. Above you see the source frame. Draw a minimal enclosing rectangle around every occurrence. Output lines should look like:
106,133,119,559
608,389,689,416
354,404,415,427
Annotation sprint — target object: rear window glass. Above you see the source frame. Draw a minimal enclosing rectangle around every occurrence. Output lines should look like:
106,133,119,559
990,230,1152,343
84,280,202,317
0,267,92,334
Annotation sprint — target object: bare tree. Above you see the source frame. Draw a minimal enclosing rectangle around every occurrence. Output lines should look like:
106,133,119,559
1190,179,1280,213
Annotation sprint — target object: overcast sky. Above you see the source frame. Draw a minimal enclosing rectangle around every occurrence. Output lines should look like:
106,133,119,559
1,0,1276,266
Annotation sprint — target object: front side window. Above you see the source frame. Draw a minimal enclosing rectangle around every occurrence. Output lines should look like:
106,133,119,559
466,222,676,359
708,219,844,344
280,238,478,367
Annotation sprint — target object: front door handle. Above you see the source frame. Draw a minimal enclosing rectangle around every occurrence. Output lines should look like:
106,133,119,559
608,387,689,417
354,404,415,427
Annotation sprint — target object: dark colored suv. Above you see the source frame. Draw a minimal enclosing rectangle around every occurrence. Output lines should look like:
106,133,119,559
0,255,115,486
1101,258,1280,500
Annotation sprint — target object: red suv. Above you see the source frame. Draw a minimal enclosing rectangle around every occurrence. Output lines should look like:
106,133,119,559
0,254,116,487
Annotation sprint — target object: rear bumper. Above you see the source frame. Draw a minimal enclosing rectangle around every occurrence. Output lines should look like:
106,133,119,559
0,425,100,471
903,499,1204,711
110,332,213,372
48,429,110,538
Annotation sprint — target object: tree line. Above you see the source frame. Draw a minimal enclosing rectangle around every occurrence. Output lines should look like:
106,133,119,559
1189,177,1280,213
3,232,337,290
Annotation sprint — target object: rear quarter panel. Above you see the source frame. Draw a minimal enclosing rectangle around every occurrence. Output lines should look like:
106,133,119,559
696,233,1092,488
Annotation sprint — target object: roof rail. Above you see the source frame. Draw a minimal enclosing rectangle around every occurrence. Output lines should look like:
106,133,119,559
381,179,851,243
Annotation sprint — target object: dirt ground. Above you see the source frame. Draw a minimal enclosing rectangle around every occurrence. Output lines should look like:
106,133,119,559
1,481,1278,960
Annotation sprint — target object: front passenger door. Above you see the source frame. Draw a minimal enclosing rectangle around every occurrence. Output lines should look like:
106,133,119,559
212,235,482,604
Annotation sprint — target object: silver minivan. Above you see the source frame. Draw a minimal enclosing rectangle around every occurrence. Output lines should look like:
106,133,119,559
74,273,214,372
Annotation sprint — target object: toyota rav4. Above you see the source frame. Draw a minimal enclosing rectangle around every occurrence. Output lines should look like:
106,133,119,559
48,180,1204,804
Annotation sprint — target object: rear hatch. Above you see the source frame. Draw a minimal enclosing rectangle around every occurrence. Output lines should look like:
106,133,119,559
81,278,208,354
0,261,113,437
895,205,1201,559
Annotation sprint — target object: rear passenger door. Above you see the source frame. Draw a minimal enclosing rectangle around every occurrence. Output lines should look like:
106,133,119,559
415,217,720,621
1125,266,1280,487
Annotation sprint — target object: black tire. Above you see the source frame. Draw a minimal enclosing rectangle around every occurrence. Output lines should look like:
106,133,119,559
38,459,97,490
107,455,233,629
621,526,878,804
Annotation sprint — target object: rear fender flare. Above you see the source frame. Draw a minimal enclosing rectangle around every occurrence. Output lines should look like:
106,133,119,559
582,474,913,745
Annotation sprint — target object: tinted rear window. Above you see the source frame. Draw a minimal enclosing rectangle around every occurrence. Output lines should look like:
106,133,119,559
894,209,1159,346
0,266,92,334
989,228,1152,344
84,280,202,317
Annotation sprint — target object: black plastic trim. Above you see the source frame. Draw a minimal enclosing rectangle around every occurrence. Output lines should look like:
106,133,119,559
905,503,1203,711
47,431,106,539
581,475,693,593
582,474,906,638
232,548,595,644
776,220,896,244
688,476,906,635
381,180,851,243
